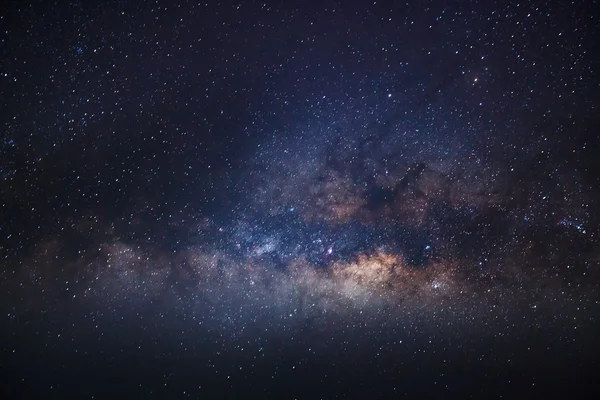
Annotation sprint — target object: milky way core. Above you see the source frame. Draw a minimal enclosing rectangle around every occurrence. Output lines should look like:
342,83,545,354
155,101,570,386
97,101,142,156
1,0,599,398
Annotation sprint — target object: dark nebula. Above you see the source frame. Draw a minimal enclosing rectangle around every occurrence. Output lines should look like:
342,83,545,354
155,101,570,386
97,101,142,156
1,0,599,398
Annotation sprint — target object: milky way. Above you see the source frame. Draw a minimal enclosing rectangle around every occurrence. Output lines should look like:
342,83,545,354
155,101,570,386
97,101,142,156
1,0,599,398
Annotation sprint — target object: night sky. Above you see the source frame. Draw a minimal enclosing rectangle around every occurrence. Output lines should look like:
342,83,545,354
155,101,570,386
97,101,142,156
1,0,600,398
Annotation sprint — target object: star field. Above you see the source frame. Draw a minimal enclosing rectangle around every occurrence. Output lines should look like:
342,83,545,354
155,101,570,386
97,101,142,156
1,0,599,398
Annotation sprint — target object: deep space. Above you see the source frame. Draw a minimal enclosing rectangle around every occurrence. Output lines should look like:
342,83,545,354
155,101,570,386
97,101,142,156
1,0,599,398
